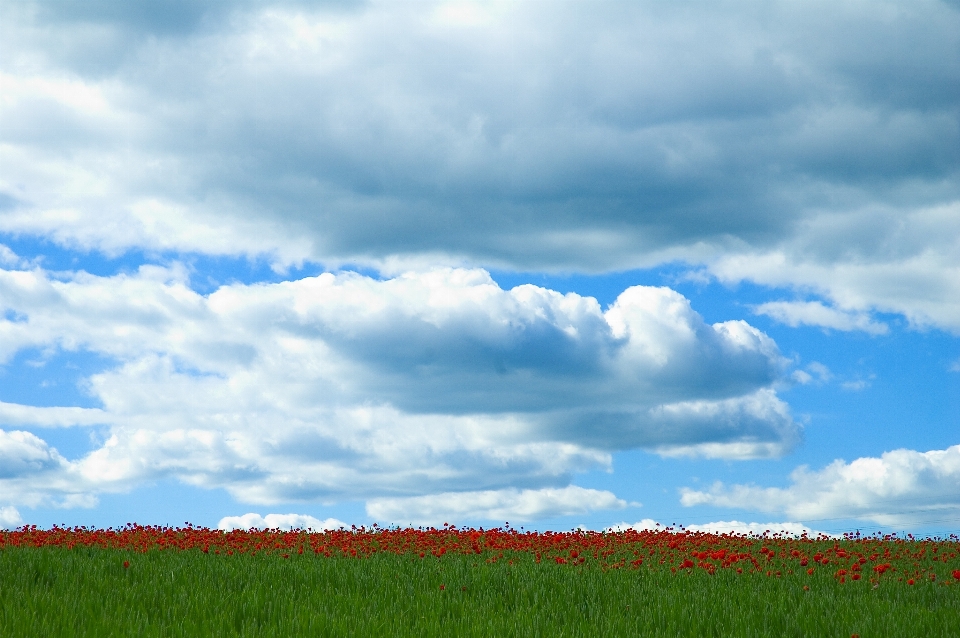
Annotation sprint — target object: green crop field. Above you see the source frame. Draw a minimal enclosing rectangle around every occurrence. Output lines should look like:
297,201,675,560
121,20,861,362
1,525,958,637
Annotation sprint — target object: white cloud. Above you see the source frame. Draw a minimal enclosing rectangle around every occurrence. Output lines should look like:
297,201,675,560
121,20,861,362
0,245,21,268
367,486,627,526
806,362,831,383
0,402,110,428
217,513,347,532
791,361,832,386
684,520,830,538
753,301,888,335
710,204,960,333
0,429,95,509
680,444,960,528
0,264,798,511
0,506,22,530
0,429,70,478
606,518,664,533
2,2,958,332
606,518,829,537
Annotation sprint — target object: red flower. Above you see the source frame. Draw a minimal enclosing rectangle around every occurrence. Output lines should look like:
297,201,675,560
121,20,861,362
439,584,445,591
123,560,130,569
907,579,915,585
952,569,960,581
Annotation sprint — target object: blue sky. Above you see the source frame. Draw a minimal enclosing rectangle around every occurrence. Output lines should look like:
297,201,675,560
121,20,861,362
0,0,958,536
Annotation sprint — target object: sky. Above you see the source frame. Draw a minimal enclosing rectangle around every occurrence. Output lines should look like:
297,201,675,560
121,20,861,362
0,0,958,536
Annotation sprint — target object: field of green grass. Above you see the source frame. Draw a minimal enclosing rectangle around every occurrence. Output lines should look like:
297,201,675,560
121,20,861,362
2,542,959,637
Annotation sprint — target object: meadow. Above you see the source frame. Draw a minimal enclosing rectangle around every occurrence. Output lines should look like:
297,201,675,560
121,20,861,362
1,524,958,636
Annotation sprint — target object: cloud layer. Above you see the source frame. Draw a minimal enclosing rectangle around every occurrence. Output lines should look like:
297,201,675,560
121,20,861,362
366,486,627,526
217,512,347,532
681,444,960,527
2,0,958,330
609,519,829,538
0,262,796,518
1,0,955,528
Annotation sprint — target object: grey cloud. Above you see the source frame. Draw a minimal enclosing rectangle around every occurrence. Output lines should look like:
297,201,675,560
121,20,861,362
24,0,367,38
543,389,798,459
2,1,957,273
0,429,68,478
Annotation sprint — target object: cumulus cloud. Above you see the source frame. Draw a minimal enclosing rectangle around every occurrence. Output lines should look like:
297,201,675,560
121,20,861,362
1,1,958,330
0,264,796,513
0,506,23,530
680,444,960,528
367,486,626,526
0,429,70,479
217,513,347,532
0,429,93,508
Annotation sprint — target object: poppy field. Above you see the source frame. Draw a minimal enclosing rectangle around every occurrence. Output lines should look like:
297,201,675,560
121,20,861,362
1,523,958,636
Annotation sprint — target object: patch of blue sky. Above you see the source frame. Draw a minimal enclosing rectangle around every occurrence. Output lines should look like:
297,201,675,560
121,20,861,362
22,483,366,532
0,348,114,461
1,232,329,293
3,308,27,323
22,481,236,530
21,427,108,466
0,347,110,409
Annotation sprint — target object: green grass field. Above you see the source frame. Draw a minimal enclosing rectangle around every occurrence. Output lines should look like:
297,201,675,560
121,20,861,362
2,544,958,637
